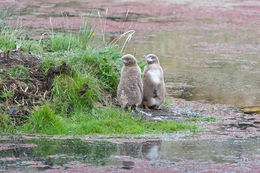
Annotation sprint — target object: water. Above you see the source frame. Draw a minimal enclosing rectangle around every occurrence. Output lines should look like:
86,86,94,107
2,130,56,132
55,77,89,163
0,136,259,171
126,29,260,106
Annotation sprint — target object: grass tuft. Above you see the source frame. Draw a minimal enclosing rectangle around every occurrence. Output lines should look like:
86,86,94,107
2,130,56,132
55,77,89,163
65,47,122,94
0,113,15,132
21,103,66,134
8,65,30,81
52,73,101,114
49,34,78,52
185,116,217,122
0,36,17,50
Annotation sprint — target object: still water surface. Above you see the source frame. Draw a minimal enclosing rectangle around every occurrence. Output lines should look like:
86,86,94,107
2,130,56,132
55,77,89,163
126,29,260,106
0,136,259,171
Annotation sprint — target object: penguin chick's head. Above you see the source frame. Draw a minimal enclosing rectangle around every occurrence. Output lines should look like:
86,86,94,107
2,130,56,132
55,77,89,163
117,54,137,66
144,54,160,64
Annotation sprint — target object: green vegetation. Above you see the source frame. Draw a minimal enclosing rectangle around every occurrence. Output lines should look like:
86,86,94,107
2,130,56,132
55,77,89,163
0,16,198,135
163,97,172,106
8,65,30,81
21,104,197,135
185,116,217,122
0,89,13,100
0,113,15,132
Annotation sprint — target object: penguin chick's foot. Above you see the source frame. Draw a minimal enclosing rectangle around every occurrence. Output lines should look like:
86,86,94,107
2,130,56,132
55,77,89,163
124,105,138,111
155,105,162,110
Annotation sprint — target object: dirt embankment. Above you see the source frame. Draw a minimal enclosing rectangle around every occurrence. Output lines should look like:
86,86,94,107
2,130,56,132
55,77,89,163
0,49,69,125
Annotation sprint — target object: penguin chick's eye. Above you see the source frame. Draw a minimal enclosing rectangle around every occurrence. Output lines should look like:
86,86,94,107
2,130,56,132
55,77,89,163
122,58,129,63
146,56,153,62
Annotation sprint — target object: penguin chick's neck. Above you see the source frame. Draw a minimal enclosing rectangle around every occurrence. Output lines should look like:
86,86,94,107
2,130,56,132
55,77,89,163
147,60,159,65
124,61,138,67
147,61,160,67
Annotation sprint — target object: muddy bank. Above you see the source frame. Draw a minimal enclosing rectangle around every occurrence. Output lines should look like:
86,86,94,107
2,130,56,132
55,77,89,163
0,49,70,125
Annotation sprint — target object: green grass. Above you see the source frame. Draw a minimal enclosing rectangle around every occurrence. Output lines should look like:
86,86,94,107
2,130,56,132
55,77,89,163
0,17,199,135
52,73,102,114
163,97,172,106
8,65,30,81
21,104,197,135
0,35,17,50
0,89,13,100
49,34,79,51
21,103,66,134
0,113,15,132
185,116,217,122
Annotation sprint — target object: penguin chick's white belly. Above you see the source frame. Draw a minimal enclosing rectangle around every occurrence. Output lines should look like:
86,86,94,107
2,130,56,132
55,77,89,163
151,98,160,106
147,69,161,85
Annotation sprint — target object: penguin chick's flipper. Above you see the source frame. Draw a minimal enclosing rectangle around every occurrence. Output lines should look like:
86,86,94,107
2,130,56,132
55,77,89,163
138,82,143,99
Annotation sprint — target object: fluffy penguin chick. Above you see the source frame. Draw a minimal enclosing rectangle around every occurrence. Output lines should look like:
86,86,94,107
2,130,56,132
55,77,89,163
117,54,143,108
143,54,165,109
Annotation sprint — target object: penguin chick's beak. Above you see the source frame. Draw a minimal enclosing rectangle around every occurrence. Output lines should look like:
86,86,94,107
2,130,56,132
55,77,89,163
117,58,123,62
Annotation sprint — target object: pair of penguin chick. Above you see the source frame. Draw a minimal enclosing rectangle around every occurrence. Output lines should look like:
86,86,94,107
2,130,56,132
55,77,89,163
117,54,165,109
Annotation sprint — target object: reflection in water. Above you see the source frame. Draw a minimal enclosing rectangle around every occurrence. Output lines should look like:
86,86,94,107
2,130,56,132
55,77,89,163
0,137,259,171
125,30,260,106
0,138,117,171
118,140,161,160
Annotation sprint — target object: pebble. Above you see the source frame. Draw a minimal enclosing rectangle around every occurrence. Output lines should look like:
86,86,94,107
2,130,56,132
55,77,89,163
7,107,17,115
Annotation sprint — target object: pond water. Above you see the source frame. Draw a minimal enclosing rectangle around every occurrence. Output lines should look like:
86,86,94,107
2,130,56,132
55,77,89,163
0,136,259,172
0,0,260,106
126,29,260,107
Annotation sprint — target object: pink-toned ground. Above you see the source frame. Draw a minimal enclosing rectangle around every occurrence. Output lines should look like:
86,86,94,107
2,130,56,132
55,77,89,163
1,0,260,33
44,161,260,173
0,143,37,150
171,98,260,139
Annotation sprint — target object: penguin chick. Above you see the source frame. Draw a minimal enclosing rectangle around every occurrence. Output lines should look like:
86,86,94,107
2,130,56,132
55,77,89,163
117,54,143,109
143,54,165,109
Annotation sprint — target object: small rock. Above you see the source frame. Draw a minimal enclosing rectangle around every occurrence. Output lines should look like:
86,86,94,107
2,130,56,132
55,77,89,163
7,107,17,115
121,161,135,169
